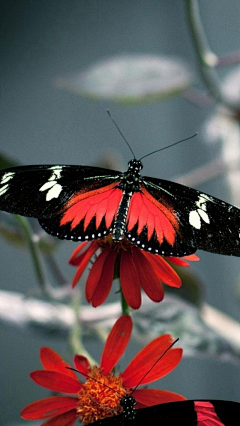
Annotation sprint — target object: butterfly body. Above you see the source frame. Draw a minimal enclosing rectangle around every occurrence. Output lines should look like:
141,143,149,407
1,159,240,257
92,399,239,426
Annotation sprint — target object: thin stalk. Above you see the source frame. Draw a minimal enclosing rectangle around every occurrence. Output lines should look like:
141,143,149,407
114,254,131,315
185,0,233,107
69,291,96,365
14,215,48,294
44,252,68,286
120,288,130,316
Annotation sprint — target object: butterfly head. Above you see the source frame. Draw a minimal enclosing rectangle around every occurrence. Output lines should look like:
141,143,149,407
128,159,143,171
120,395,137,420
127,159,143,173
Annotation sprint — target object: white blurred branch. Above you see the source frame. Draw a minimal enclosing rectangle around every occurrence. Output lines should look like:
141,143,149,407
201,303,240,351
0,289,240,351
174,156,239,189
0,289,121,331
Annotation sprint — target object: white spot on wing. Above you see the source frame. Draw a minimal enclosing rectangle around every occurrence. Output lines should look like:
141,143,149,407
0,184,8,196
189,194,211,229
45,183,62,201
39,181,56,192
1,171,15,184
189,210,201,229
39,167,63,201
198,209,210,224
49,167,63,180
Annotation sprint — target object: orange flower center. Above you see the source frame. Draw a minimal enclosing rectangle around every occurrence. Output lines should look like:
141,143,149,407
76,366,127,425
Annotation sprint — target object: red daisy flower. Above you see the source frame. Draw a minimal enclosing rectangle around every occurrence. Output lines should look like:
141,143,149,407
21,315,185,426
69,236,199,309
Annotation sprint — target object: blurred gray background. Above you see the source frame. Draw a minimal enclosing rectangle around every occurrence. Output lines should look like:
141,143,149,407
1,1,240,425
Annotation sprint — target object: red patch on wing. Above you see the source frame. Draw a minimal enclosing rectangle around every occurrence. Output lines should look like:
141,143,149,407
60,183,122,231
194,401,224,426
127,186,179,246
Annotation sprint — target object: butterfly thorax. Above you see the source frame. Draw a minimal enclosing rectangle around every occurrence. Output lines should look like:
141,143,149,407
113,160,143,241
119,159,143,189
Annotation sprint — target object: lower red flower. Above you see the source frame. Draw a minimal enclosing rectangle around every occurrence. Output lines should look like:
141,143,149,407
21,316,185,426
69,236,199,309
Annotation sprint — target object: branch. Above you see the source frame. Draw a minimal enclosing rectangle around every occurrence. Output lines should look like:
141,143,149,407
0,289,240,351
202,303,240,351
173,157,228,187
185,0,237,109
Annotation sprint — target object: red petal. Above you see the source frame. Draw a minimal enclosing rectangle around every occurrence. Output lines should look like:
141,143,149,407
42,409,77,426
165,254,199,267
131,248,164,302
89,249,118,307
85,245,111,301
184,254,199,261
133,388,186,407
68,241,89,265
73,355,91,377
120,249,141,309
145,253,181,287
71,242,99,288
122,348,182,388
40,348,78,380
100,315,132,375
165,257,190,267
21,396,78,420
30,371,81,393
121,334,181,387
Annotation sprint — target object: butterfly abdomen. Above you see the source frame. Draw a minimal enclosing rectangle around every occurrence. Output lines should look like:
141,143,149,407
112,163,142,241
112,190,133,241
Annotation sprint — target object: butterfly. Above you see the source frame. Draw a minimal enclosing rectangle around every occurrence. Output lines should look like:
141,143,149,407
91,397,239,425
0,154,240,257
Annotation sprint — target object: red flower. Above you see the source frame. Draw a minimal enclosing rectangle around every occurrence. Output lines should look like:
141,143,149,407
21,315,185,426
69,236,199,309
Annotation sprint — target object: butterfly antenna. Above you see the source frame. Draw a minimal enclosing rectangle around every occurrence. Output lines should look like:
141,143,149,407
139,133,197,161
66,367,125,398
130,338,179,396
107,109,136,159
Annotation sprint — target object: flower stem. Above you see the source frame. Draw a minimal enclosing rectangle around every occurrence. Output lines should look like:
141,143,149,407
14,215,48,294
69,291,96,365
120,288,130,316
185,0,235,108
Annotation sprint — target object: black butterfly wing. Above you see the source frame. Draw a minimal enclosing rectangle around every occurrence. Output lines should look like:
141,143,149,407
126,175,240,256
0,165,122,241
91,400,239,425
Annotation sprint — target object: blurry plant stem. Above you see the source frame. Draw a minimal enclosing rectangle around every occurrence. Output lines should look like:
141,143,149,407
114,255,130,315
120,288,130,315
14,215,48,295
186,0,236,109
69,291,96,365
44,252,68,286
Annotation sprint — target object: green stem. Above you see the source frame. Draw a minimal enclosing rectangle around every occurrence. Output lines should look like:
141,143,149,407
185,0,233,107
14,215,48,294
120,288,130,315
114,254,131,315
69,291,96,365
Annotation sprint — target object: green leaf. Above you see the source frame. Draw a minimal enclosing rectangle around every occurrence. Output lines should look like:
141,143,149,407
0,212,58,253
55,53,193,105
0,152,18,170
165,267,203,307
0,212,26,246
